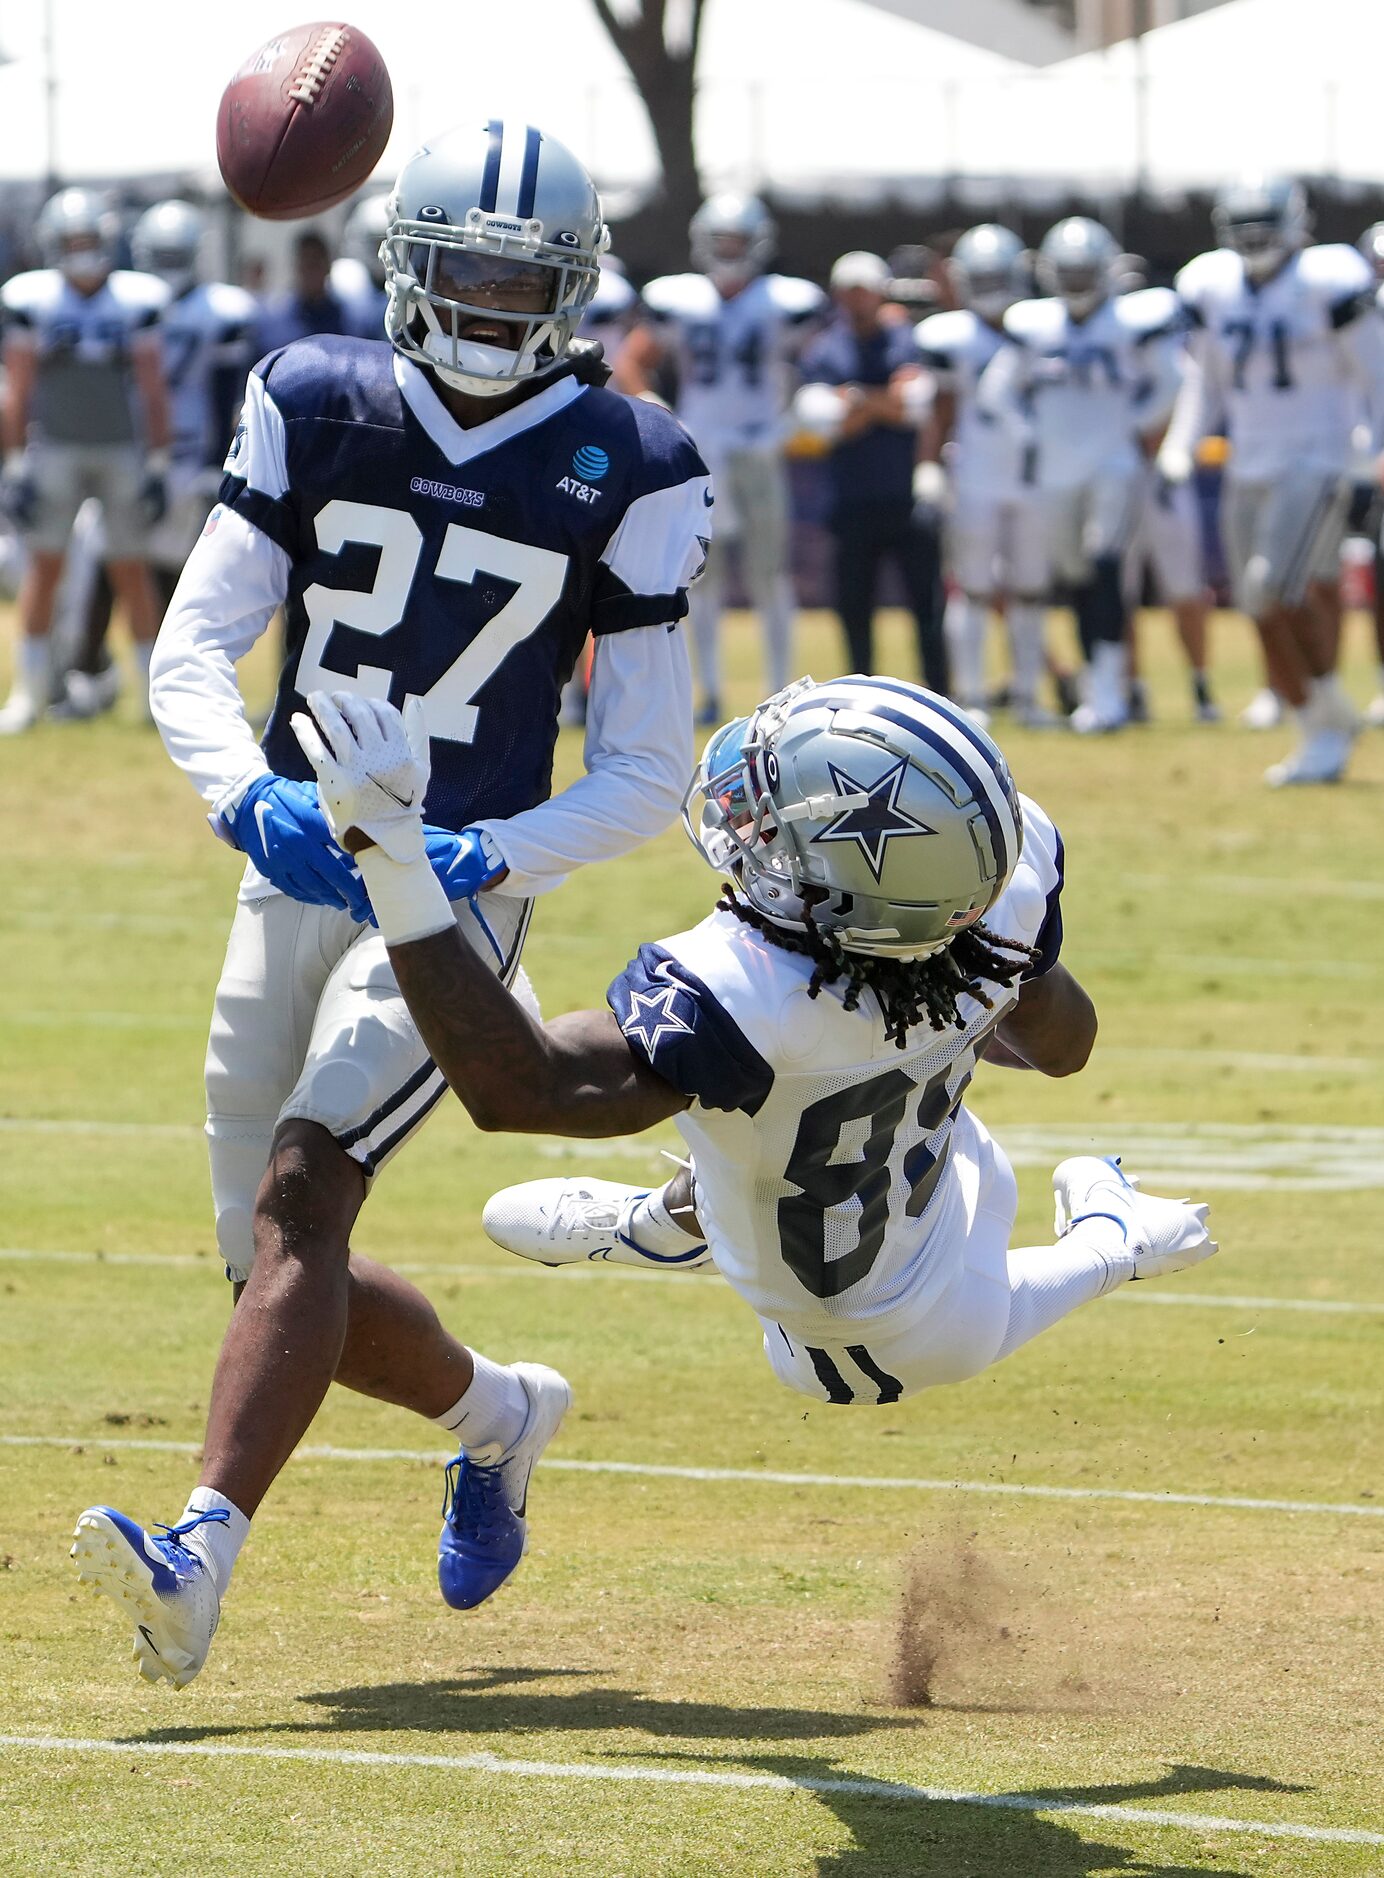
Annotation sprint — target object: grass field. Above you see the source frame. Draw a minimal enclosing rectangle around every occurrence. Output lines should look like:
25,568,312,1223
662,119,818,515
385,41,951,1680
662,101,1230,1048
1,604,1382,1877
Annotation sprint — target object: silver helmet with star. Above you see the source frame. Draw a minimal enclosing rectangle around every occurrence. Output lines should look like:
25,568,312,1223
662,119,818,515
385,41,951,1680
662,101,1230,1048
683,676,1024,961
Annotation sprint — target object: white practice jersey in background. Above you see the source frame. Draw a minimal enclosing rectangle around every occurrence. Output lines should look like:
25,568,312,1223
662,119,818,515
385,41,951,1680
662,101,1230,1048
642,271,826,457
1,267,166,445
983,287,1183,489
1173,244,1382,481
580,266,637,362
608,795,1064,1346
159,281,258,470
914,307,1024,498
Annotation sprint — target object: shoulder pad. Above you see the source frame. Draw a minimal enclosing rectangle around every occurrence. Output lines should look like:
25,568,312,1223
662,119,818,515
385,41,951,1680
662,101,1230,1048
641,274,718,321
764,274,827,320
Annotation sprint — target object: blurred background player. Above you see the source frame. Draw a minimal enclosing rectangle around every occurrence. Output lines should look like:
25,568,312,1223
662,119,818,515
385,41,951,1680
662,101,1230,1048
981,217,1183,734
132,200,257,611
579,253,637,362
916,224,1055,728
1166,179,1384,785
0,187,170,732
330,191,390,338
616,194,824,722
1124,450,1220,723
254,227,361,353
793,250,944,686
1353,220,1384,727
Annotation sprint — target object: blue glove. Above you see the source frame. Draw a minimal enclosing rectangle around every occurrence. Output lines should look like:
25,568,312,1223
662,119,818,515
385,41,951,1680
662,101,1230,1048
425,825,508,902
221,774,372,918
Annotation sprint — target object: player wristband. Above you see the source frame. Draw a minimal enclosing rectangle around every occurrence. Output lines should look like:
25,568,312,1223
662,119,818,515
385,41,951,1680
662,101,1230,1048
357,847,456,946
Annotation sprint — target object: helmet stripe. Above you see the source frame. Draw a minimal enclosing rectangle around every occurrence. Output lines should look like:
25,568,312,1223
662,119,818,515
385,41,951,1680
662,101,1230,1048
479,119,504,213
808,690,1019,884
819,677,1020,870
516,126,542,220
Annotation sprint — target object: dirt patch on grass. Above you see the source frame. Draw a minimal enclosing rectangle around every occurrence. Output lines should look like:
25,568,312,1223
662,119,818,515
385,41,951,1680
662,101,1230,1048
887,1533,1017,1707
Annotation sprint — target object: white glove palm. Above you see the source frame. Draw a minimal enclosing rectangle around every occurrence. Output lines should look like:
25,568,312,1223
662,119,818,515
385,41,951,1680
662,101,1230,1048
291,690,430,864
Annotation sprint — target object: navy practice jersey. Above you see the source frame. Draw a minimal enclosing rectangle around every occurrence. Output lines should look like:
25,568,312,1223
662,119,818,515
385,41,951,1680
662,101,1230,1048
219,335,711,831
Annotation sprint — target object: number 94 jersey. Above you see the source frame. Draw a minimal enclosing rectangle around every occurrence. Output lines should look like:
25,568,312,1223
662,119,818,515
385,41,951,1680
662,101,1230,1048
221,334,710,831
643,272,826,457
607,795,1064,1345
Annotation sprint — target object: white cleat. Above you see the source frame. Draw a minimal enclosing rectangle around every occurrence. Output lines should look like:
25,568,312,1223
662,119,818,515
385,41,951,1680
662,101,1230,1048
1069,703,1127,735
1239,687,1284,730
50,663,122,721
482,1177,712,1271
1011,700,1062,730
1264,725,1355,788
1052,1155,1216,1280
0,689,40,735
70,1506,222,1688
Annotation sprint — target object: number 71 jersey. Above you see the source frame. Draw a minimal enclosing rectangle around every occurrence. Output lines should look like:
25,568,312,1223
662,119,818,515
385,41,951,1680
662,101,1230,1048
607,795,1065,1344
1176,243,1376,480
220,334,710,831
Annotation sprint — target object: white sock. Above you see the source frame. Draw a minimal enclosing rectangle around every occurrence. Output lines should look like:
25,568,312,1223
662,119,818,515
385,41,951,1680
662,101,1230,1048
627,1185,706,1256
994,1219,1134,1363
435,1352,529,1463
1007,601,1046,706
688,565,721,703
17,633,51,702
944,592,987,707
176,1486,250,1596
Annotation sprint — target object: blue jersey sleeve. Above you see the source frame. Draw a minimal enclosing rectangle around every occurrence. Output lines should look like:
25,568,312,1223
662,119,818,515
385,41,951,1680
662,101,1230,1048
608,942,774,1115
1027,829,1064,978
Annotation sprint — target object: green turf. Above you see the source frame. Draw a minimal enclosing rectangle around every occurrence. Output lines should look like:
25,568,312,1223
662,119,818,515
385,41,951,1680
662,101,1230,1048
1,606,1382,1876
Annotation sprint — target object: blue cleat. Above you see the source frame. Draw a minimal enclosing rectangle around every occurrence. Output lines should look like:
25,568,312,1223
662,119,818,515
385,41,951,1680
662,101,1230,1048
70,1505,226,1687
438,1362,571,1610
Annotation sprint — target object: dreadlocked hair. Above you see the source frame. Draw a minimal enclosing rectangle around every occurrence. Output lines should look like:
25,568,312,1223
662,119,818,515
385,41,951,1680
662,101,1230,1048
717,885,1037,1048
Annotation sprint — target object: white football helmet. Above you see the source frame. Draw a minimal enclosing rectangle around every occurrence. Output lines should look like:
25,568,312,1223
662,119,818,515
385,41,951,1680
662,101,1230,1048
1037,217,1119,318
950,224,1025,322
1214,178,1310,283
690,194,775,292
383,118,608,398
684,677,1024,961
131,200,204,297
1358,221,1384,283
36,188,116,289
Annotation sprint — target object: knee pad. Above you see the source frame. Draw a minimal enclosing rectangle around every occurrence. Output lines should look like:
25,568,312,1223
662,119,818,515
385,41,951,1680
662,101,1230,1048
207,1119,273,1284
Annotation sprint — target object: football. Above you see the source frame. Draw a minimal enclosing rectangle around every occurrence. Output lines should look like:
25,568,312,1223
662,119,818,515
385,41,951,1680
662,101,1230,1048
216,21,393,221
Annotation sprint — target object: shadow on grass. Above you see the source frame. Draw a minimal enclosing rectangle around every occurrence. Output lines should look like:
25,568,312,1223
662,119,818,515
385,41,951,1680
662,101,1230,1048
122,1672,1311,1873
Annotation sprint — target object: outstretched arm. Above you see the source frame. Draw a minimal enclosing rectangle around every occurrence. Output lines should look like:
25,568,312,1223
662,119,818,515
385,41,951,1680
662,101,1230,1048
389,925,689,1136
293,688,689,1138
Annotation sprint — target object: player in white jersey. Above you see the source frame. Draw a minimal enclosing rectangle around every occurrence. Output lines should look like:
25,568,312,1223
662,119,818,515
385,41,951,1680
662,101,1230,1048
1163,180,1384,784
980,219,1184,733
916,225,1054,728
1353,221,1384,728
291,675,1211,1435
615,196,826,720
131,201,257,603
0,188,171,732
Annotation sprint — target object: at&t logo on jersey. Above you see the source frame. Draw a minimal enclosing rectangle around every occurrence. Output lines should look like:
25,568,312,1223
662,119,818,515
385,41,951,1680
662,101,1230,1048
556,444,609,505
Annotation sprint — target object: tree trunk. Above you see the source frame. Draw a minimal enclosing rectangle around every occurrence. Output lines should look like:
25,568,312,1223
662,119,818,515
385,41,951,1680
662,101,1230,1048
589,0,705,240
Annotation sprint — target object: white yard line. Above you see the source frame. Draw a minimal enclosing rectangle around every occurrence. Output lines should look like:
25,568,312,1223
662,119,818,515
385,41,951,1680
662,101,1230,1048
3,1433,1379,1519
4,1245,1382,1313
0,1736,1377,1847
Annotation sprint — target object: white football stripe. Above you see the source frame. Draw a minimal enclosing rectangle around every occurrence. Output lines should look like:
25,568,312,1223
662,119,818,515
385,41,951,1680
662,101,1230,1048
0,1737,1377,1846
4,1433,1380,1518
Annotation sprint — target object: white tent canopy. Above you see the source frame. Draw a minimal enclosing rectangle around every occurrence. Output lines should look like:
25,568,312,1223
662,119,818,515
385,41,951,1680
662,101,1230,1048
0,0,1379,198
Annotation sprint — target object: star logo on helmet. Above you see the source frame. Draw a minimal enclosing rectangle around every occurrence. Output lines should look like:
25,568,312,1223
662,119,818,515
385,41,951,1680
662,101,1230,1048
811,757,935,884
620,971,695,1056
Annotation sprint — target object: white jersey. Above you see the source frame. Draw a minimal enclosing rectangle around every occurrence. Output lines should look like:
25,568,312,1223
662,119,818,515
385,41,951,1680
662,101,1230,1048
982,288,1182,489
1,267,166,445
1171,244,1383,481
328,257,387,340
914,307,1024,498
642,271,826,458
608,796,1064,1345
159,281,258,470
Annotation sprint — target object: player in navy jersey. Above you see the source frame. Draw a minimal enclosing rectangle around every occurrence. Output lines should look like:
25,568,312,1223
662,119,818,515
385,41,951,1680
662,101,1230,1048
279,676,1213,1539
72,119,710,1689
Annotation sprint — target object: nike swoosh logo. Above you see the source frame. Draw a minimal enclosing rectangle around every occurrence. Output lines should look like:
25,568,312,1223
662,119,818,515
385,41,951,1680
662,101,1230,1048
137,1623,162,1658
376,781,416,809
253,799,274,851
